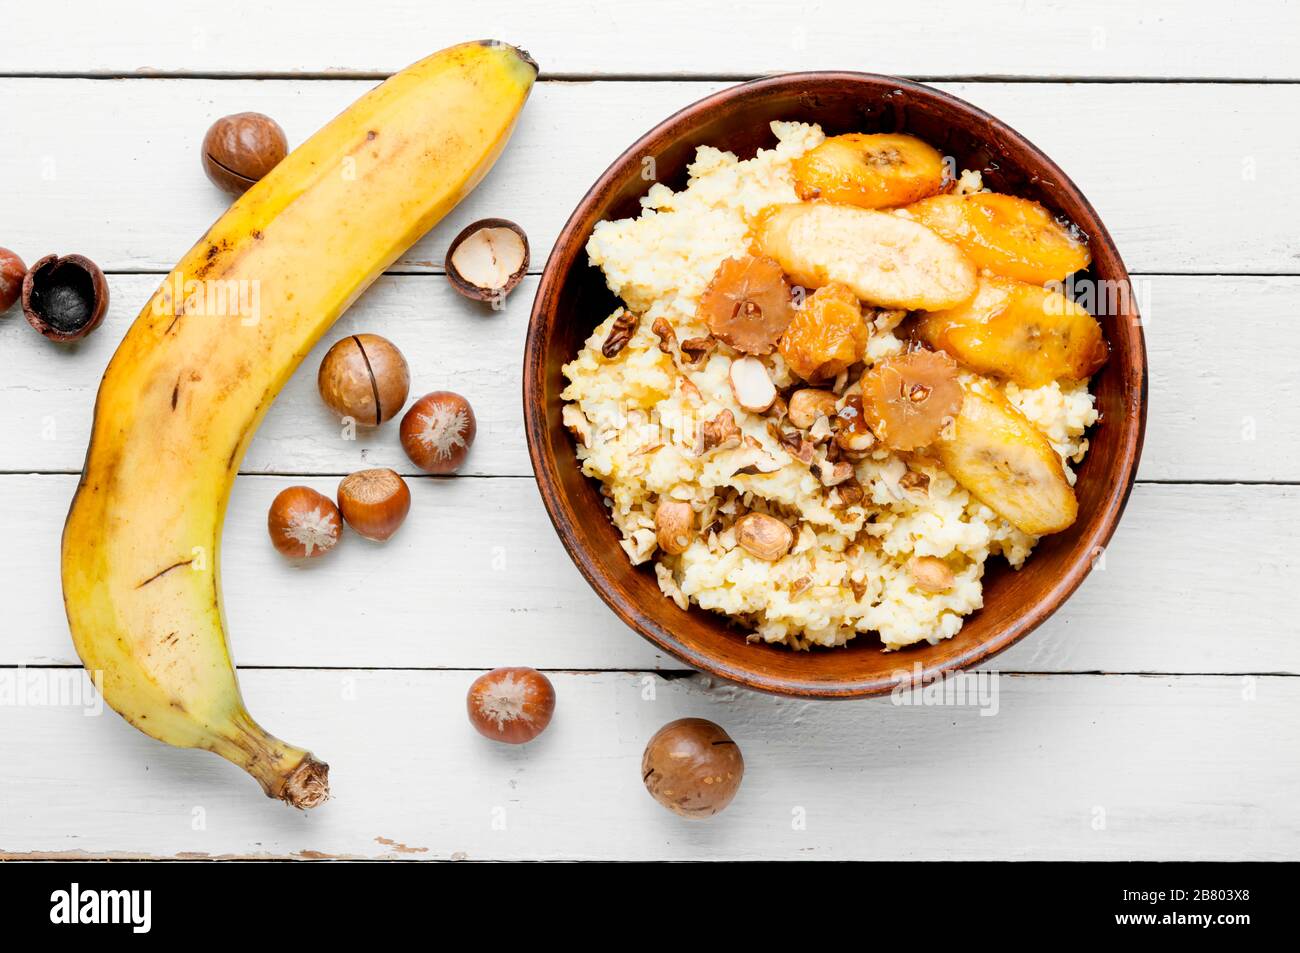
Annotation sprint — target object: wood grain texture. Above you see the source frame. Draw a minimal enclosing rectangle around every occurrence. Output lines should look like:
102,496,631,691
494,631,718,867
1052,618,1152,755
3,0,1296,79
0,670,1294,860
5,475,1296,673
2,274,1294,482
0,79,1296,275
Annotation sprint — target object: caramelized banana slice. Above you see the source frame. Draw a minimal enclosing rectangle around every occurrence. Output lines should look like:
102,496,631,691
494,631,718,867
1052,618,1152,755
906,193,1090,284
859,348,963,451
914,275,1108,387
793,133,947,209
755,202,977,310
778,281,870,382
936,383,1077,535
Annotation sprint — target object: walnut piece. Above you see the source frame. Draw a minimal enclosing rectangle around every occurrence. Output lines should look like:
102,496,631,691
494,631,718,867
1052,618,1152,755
651,317,677,355
601,310,639,358
680,335,717,365
698,409,741,454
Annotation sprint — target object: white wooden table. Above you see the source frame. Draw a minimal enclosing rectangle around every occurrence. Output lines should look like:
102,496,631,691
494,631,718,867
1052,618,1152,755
2,0,1297,861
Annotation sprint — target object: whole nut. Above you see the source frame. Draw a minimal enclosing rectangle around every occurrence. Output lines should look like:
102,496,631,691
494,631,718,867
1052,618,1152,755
641,718,744,819
0,247,26,313
466,667,556,744
400,391,476,474
267,486,341,559
734,512,794,561
202,112,288,195
337,468,411,541
654,500,695,555
787,388,838,429
317,334,410,426
21,253,109,342
909,555,955,593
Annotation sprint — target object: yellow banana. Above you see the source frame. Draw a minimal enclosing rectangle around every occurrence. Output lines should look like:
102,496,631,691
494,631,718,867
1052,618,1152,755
61,41,537,808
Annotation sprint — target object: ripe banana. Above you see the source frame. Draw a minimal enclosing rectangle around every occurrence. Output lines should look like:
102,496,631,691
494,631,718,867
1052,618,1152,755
61,41,537,808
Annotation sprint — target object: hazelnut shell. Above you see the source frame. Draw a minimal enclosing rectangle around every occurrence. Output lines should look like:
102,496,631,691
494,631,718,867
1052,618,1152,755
0,248,26,313
21,254,109,342
444,218,529,302
202,112,288,196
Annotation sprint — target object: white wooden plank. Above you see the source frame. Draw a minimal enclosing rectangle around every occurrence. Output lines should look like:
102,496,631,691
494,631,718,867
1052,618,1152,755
2,0,1295,80
0,79,1296,275
0,670,1293,860
1,273,1295,482
5,476,1297,674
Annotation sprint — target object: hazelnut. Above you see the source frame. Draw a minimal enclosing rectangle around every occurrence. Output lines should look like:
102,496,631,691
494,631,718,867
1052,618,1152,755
445,218,529,302
0,247,26,313
201,112,288,195
909,555,955,593
655,500,695,555
734,512,794,561
400,391,476,474
641,718,744,819
727,356,777,413
467,667,556,744
337,468,410,541
267,486,341,558
317,334,410,426
787,388,838,429
21,254,109,342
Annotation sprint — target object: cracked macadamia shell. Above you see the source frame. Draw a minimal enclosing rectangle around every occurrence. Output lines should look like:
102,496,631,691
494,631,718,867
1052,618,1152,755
21,253,109,342
445,218,529,301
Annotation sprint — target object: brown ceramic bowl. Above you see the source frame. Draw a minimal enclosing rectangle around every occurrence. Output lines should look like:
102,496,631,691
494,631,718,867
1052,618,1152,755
524,73,1147,698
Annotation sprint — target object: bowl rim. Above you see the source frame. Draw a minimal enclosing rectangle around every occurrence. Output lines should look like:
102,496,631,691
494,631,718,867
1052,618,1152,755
524,71,1148,698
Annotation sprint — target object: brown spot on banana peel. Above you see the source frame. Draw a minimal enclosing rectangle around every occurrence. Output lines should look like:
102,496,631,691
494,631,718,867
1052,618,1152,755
135,558,195,589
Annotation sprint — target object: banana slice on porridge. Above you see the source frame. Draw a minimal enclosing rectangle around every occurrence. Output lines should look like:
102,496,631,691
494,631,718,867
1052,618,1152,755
935,381,1078,535
792,133,947,209
905,192,1091,285
755,202,978,310
914,274,1109,387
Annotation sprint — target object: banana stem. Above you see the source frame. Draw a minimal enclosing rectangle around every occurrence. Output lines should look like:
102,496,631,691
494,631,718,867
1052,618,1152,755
210,709,330,809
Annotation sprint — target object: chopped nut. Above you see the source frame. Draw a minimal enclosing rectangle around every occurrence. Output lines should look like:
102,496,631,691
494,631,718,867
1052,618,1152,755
655,499,695,555
699,409,741,454
835,479,866,507
679,377,702,402
728,356,777,413
787,388,839,429
817,459,854,487
899,470,930,495
680,336,716,365
562,404,593,449
651,317,677,355
734,512,794,561
601,310,639,358
789,575,813,597
909,555,955,593
767,393,788,420
655,562,689,610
